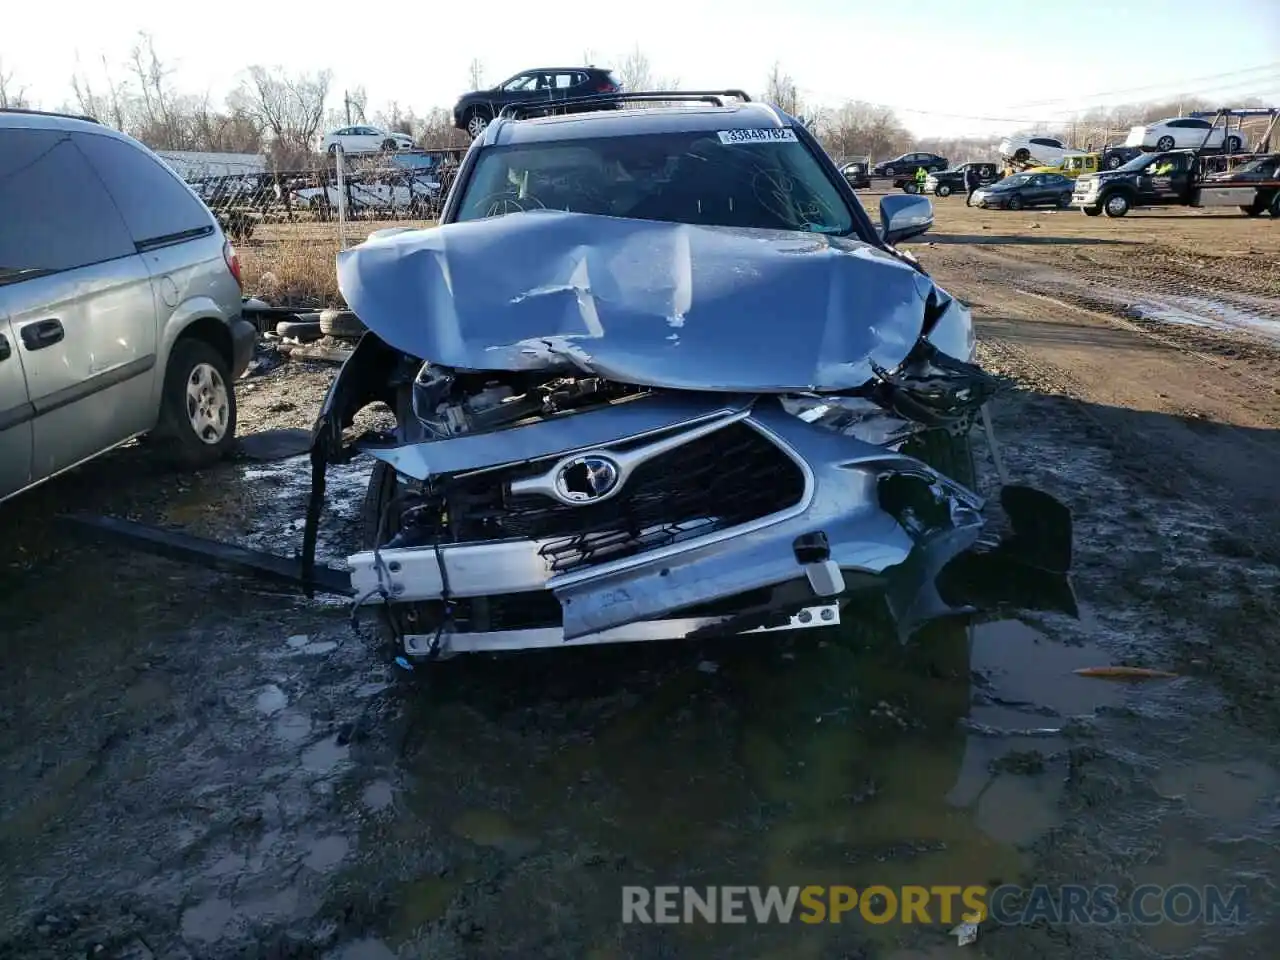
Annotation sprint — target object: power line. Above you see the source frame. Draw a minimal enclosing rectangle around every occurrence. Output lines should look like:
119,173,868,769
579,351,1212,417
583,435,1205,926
1005,61,1280,109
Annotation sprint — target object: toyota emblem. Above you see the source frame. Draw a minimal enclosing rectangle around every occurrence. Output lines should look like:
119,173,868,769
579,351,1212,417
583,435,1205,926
554,455,621,504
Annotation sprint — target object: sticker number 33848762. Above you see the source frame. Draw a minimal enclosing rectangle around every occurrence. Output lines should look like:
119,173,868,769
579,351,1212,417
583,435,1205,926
717,128,798,144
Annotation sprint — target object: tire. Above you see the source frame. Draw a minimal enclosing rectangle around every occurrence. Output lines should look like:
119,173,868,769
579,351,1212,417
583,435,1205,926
382,138,399,151
319,308,367,339
1106,155,1123,170
902,428,977,491
155,338,237,469
1007,194,1023,210
327,143,338,155
465,109,491,139
1013,148,1030,162
1225,135,1242,153
936,183,953,197
1270,192,1280,218
1240,204,1264,217
1082,206,1102,216
1156,136,1175,151
1102,192,1131,218
884,166,896,176
275,319,324,341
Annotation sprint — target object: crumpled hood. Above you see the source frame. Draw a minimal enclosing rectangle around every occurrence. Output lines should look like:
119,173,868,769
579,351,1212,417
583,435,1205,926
336,209,937,392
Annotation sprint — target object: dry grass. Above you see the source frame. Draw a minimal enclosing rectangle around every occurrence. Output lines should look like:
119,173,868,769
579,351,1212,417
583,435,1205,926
238,219,436,307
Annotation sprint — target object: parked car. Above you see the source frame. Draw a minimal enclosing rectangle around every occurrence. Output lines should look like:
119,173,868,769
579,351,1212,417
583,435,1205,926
839,157,872,189
287,91,1076,662
1125,117,1245,153
969,171,1075,210
998,135,1083,168
321,126,416,156
452,67,622,139
925,162,1000,196
1,109,255,504
871,152,949,178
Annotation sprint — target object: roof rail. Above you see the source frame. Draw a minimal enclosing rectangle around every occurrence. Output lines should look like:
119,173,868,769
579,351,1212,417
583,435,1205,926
497,89,752,121
0,106,102,125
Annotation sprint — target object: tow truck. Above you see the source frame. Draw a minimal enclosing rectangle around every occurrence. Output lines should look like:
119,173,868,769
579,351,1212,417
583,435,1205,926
1072,108,1279,217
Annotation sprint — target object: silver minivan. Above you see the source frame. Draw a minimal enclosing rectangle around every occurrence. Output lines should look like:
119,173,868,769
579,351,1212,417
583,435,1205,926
0,109,256,504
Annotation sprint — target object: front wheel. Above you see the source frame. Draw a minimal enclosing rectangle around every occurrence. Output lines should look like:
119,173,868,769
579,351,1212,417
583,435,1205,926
936,183,953,197
902,428,977,491
155,339,237,469
1103,192,1131,218
1007,194,1023,210
381,138,399,151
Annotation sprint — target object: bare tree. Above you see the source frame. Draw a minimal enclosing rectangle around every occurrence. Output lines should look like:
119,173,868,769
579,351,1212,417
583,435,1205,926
613,45,678,92
70,54,129,129
234,65,332,160
467,58,485,91
0,58,31,109
763,62,801,116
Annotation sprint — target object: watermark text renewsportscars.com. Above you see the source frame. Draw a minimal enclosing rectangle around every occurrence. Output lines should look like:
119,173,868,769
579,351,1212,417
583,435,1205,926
621,884,1249,926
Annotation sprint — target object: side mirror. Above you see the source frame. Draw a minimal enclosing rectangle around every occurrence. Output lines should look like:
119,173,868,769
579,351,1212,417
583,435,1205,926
879,194,933,245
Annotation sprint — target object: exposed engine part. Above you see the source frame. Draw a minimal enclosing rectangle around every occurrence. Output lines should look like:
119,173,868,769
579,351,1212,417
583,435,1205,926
870,340,1008,434
781,394,921,447
410,362,646,439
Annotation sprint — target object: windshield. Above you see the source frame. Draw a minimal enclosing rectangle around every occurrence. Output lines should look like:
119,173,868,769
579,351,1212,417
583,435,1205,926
455,130,855,235
1115,153,1159,173
455,131,857,236
1225,156,1277,176
997,174,1032,187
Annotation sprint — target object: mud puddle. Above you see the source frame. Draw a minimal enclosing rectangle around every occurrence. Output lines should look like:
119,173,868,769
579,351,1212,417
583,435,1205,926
330,613,1169,958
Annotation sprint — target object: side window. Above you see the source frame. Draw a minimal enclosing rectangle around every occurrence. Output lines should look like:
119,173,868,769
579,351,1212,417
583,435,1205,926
504,73,539,92
553,73,576,89
0,128,135,278
1188,119,1211,129
75,132,212,246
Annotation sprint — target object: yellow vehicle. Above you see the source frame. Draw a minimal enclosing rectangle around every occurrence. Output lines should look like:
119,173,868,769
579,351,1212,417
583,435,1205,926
1026,153,1101,179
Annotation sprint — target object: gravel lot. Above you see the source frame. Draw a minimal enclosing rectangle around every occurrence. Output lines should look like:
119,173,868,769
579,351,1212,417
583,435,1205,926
2,198,1278,959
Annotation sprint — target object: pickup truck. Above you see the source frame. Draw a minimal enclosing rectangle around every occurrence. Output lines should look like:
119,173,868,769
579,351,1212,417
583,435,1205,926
1072,149,1280,217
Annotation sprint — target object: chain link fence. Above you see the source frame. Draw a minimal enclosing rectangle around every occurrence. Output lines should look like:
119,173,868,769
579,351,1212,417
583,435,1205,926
182,147,465,243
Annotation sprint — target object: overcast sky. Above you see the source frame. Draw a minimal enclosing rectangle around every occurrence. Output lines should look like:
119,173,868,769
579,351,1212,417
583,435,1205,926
4,0,1279,138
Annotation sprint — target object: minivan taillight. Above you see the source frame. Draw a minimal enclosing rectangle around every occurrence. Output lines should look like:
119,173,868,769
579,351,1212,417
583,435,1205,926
223,239,242,289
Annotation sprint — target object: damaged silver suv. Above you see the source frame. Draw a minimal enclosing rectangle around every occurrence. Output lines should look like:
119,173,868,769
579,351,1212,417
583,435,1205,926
303,91,1076,660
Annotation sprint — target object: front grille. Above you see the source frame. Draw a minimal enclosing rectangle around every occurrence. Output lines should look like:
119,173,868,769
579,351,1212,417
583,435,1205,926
443,422,806,574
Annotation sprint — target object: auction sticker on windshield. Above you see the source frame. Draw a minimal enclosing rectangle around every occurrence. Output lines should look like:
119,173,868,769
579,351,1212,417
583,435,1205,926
718,129,798,144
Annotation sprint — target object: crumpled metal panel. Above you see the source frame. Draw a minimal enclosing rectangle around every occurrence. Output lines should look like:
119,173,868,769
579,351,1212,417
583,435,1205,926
336,209,936,392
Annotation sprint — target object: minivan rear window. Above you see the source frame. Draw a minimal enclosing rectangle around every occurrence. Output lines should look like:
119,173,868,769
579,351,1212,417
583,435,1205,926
74,132,213,248
0,128,135,282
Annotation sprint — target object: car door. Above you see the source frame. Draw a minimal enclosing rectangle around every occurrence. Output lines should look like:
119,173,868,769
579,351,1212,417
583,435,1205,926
0,308,33,501
1147,153,1189,200
0,126,159,482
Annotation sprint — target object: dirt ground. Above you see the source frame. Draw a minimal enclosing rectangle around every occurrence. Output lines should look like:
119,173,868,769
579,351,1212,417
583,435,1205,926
2,198,1279,960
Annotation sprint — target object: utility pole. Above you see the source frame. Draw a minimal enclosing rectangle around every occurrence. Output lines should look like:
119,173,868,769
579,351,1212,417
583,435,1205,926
345,91,352,126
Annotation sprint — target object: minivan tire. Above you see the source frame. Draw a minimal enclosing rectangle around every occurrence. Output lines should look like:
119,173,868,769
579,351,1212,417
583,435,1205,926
156,338,237,469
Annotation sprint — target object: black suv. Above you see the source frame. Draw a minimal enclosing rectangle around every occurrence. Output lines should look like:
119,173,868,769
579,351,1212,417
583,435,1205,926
925,162,999,196
871,152,949,178
453,67,621,139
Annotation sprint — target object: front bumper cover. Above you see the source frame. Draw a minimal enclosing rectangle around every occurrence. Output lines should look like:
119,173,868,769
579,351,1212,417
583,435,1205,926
305,338,1077,649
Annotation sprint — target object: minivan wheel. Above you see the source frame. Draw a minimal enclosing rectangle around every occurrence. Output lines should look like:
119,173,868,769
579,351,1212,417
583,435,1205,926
156,339,236,469
936,183,953,197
